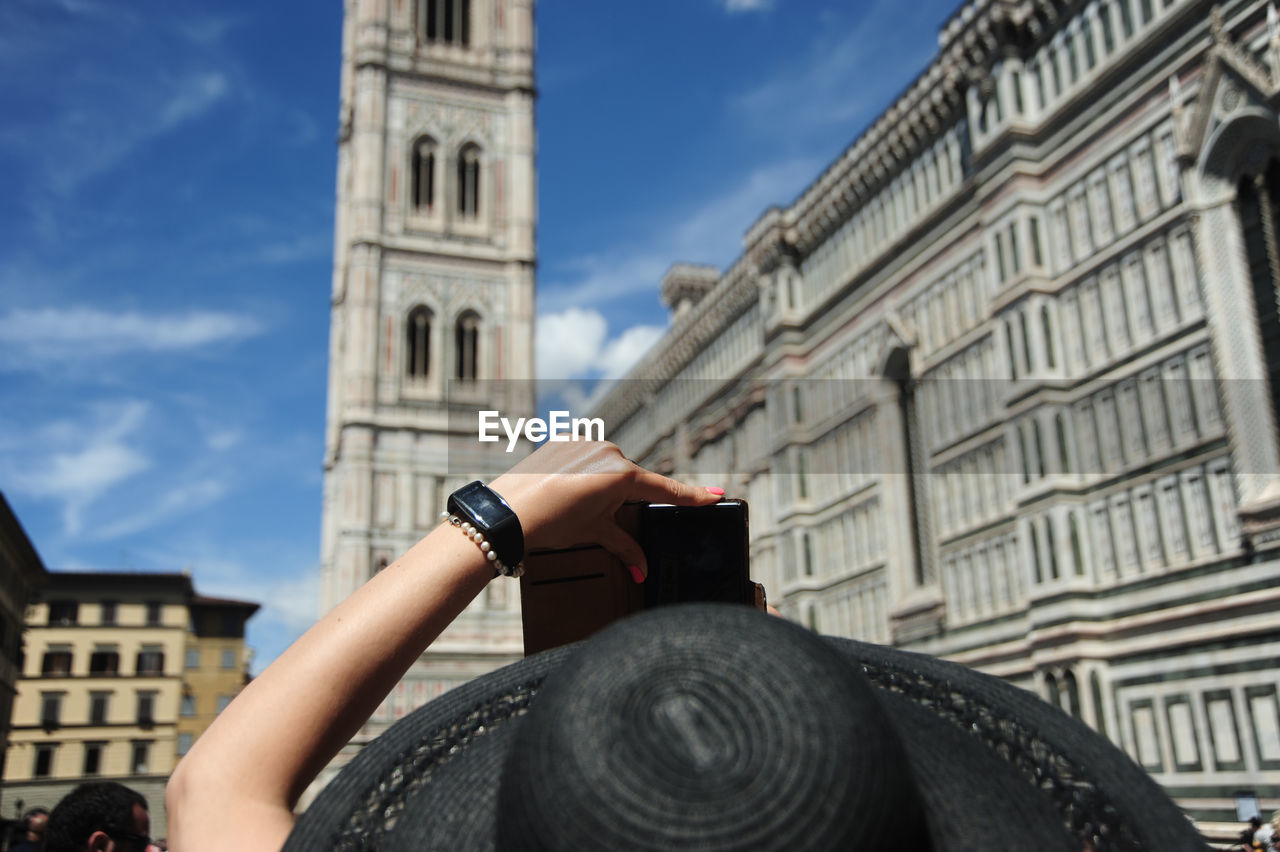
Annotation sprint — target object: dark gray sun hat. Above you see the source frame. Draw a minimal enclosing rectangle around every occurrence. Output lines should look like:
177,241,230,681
286,604,1206,851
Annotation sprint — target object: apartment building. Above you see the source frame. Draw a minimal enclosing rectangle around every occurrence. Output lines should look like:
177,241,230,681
2,573,257,839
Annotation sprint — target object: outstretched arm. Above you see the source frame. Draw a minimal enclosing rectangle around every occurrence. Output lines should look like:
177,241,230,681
165,442,720,852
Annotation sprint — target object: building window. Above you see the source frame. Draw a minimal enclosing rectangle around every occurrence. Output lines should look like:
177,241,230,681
145,601,163,626
89,691,111,725
411,137,437,210
406,305,433,379
1082,19,1097,70
792,384,804,424
41,647,73,676
1063,670,1082,717
136,646,165,676
33,744,56,778
1030,523,1043,583
1069,513,1085,576
1101,5,1116,52
100,601,117,625
89,647,120,676
456,144,481,219
1042,305,1056,369
221,648,236,670
802,531,814,577
1090,670,1110,737
41,692,63,729
181,694,196,717
216,694,234,714
185,648,201,670
83,741,105,776
454,311,480,381
178,733,194,756
419,0,470,46
136,691,156,727
131,741,151,775
48,601,78,626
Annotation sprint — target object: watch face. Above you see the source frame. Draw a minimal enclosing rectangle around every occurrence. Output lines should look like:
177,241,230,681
450,482,524,565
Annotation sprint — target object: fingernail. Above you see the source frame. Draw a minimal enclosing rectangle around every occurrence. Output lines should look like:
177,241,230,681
628,565,645,584
705,486,725,496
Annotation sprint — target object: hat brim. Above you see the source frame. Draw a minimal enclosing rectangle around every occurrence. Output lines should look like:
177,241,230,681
288,625,1202,851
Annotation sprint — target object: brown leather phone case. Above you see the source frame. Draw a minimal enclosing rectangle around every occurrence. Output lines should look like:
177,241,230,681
520,502,761,655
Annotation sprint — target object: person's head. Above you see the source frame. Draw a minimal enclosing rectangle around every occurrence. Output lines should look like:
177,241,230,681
46,782,152,852
1252,815,1264,828
22,807,49,840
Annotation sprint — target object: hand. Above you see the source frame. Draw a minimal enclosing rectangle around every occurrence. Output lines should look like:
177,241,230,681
489,441,721,579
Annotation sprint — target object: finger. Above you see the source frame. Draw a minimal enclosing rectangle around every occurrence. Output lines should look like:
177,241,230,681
766,604,782,617
594,521,648,582
630,467,724,506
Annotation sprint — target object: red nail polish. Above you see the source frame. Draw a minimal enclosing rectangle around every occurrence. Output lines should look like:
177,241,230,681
628,565,645,584
705,486,725,496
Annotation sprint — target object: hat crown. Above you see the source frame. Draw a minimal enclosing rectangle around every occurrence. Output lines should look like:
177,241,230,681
497,604,928,851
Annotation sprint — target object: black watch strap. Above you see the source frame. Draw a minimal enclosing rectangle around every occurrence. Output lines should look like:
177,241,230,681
447,481,525,568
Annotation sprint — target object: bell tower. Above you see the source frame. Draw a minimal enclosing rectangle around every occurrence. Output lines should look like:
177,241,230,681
318,0,536,776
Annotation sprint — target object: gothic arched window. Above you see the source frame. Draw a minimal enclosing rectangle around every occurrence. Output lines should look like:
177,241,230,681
411,137,437,211
406,306,433,378
457,144,481,220
455,310,480,381
419,0,470,46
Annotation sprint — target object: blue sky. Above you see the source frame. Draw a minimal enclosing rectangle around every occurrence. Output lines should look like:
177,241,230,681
0,0,959,670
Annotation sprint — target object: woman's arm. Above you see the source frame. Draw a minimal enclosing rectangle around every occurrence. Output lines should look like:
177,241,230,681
165,442,720,852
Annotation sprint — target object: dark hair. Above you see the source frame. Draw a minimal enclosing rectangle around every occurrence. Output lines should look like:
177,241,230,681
45,782,147,852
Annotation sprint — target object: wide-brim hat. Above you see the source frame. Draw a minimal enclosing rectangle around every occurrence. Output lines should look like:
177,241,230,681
287,604,1205,851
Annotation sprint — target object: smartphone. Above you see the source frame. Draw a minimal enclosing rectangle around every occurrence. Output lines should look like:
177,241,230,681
520,500,753,655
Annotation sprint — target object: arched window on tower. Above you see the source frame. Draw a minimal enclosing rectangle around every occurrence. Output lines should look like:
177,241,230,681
411,137,437,211
406,306,433,379
419,0,470,46
1235,161,1280,431
457,144,481,220
455,311,480,381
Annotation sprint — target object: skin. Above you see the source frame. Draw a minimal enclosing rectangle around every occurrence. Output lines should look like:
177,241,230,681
165,441,722,852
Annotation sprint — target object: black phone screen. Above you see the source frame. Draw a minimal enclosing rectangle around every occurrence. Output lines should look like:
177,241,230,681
642,500,751,608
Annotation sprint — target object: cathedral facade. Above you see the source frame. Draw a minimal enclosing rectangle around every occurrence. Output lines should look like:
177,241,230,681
595,0,1280,831
319,0,535,782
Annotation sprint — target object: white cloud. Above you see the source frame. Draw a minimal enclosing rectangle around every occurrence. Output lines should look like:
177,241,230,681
539,157,817,314
45,71,231,195
600,324,665,379
0,306,264,364
9,400,151,534
723,0,774,11
732,0,938,137
536,307,665,382
92,478,228,541
535,307,607,381
207,429,243,452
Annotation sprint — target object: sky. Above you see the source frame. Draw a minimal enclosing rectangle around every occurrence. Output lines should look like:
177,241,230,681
0,0,961,671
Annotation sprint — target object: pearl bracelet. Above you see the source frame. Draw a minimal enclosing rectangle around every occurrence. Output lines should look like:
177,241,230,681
440,511,525,578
